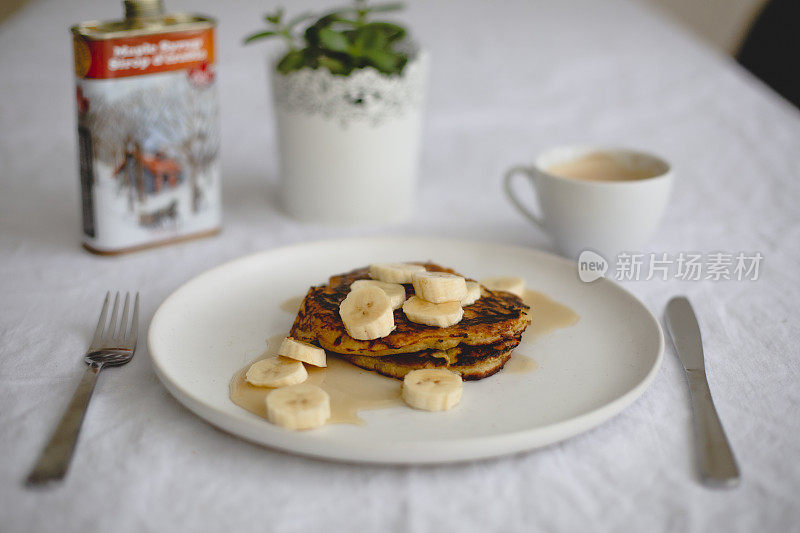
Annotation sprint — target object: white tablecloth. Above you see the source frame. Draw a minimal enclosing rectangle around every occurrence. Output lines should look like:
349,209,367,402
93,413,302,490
1,0,798,531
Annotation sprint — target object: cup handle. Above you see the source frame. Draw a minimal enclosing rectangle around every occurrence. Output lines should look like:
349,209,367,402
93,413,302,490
503,166,544,229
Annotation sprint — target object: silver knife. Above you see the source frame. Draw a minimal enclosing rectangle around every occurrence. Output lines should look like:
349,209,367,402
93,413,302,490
665,296,740,488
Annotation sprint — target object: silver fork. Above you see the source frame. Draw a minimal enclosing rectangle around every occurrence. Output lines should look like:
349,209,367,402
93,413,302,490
26,292,139,487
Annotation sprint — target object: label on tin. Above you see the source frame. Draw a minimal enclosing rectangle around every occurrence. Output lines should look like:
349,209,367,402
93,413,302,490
75,28,214,79
73,26,220,252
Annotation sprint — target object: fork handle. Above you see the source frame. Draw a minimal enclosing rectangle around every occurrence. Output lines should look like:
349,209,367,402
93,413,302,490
26,362,103,486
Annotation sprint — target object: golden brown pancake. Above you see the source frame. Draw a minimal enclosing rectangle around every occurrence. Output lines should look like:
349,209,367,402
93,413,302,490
333,337,521,380
290,263,530,357
288,263,531,380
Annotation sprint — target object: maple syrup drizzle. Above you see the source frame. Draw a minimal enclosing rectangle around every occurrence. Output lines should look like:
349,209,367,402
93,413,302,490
231,290,578,426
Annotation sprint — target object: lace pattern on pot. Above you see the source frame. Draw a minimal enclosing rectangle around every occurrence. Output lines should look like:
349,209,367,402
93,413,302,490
272,52,428,127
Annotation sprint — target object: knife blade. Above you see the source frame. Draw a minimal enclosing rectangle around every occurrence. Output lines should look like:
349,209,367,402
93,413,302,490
665,296,740,488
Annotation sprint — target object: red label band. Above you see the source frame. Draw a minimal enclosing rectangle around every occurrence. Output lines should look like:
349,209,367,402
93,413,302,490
75,28,214,79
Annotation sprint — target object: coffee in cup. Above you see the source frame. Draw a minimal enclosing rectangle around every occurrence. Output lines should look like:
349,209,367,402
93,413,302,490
545,151,661,182
503,146,672,259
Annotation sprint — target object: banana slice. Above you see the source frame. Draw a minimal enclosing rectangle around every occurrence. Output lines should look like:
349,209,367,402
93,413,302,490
278,337,326,367
461,281,482,306
266,383,331,430
480,276,525,297
245,357,308,388
369,263,426,284
402,296,463,328
402,369,463,411
339,286,395,340
350,279,406,310
411,271,467,303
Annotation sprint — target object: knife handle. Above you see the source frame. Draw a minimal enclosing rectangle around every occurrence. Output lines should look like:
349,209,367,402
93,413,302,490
685,368,740,487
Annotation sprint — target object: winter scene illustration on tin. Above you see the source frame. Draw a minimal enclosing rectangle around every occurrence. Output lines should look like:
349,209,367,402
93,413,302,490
76,62,220,250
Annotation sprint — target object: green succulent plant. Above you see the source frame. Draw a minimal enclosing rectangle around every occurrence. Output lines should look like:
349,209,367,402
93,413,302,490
244,0,410,77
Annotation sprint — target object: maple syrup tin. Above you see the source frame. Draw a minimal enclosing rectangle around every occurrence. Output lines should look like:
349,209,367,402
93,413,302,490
71,0,221,254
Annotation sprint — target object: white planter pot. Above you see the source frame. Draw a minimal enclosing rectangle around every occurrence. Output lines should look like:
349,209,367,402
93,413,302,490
271,51,428,224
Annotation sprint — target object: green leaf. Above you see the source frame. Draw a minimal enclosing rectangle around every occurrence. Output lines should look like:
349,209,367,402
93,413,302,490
363,48,402,73
361,22,405,41
304,27,320,47
248,2,410,76
314,13,346,27
318,28,350,52
355,25,388,51
304,15,341,46
318,55,350,75
264,8,283,24
243,30,278,45
276,50,306,74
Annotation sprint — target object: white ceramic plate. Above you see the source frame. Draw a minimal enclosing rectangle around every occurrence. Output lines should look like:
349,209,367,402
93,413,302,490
148,237,663,464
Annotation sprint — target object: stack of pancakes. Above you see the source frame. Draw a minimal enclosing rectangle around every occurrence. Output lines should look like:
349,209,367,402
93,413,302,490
289,263,531,380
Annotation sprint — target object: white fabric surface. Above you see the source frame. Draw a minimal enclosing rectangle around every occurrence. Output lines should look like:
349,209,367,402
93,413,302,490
1,0,799,531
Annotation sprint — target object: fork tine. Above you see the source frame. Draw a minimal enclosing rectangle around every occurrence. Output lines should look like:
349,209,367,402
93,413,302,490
127,292,140,346
91,292,111,345
118,293,131,339
106,292,121,340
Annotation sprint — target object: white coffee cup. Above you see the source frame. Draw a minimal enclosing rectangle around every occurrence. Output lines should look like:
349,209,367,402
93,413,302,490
503,146,672,259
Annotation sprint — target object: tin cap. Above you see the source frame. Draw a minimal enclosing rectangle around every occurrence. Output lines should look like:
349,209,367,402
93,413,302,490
124,0,165,20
